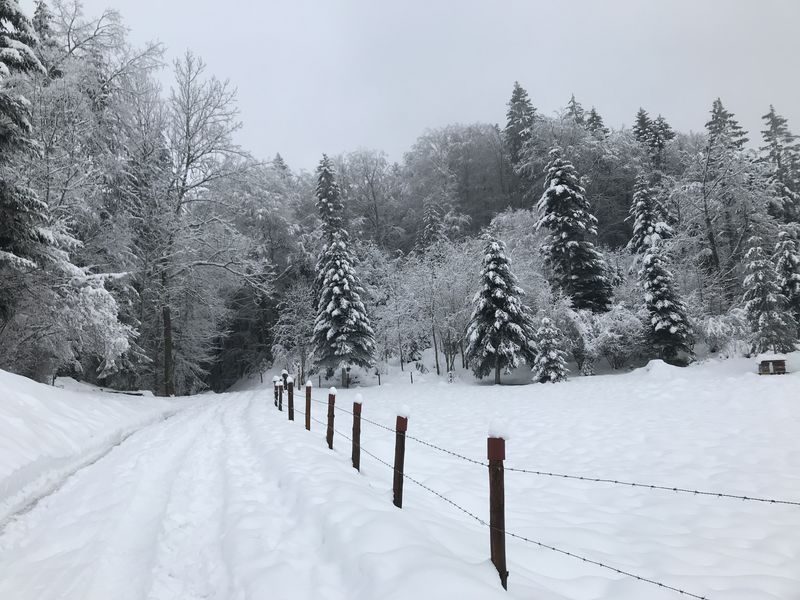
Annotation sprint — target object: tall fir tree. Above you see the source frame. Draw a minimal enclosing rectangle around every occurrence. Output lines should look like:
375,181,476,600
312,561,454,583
465,237,537,384
585,107,609,138
639,244,694,364
503,81,536,168
706,98,748,151
0,1,50,319
760,105,800,221
649,115,675,170
313,154,346,309
416,199,446,251
537,148,613,312
531,317,568,383
32,0,53,40
566,94,585,125
774,228,800,330
632,108,652,144
626,174,674,254
312,231,376,372
742,236,797,354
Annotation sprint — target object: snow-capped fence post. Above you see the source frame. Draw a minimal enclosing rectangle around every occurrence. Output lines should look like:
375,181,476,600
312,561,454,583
278,381,284,412
287,378,294,421
305,381,312,431
488,436,508,590
352,395,362,471
393,412,409,508
410,372,413,384
272,377,279,407
326,388,336,449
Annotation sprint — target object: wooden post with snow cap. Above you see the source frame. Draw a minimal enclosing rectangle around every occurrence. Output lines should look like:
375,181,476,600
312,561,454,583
281,369,289,388
326,388,336,450
488,428,508,590
393,407,409,508
272,376,280,407
287,377,294,421
305,381,312,431
278,381,284,412
352,394,363,471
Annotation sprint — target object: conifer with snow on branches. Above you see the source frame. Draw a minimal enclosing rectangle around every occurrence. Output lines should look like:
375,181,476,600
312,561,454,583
627,174,674,255
639,244,694,364
465,236,537,384
531,317,568,383
312,231,376,372
742,236,797,355
536,148,613,312
774,228,800,332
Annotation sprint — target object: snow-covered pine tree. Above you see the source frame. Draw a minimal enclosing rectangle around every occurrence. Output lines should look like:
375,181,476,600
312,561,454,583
536,148,613,312
312,231,376,373
585,107,609,138
503,81,536,168
566,94,585,125
0,2,49,318
706,98,748,151
465,236,536,384
639,244,694,364
531,317,568,383
32,1,53,40
761,105,800,222
416,199,446,251
315,154,345,241
649,115,675,170
743,236,797,354
626,174,674,254
633,108,652,144
774,228,800,330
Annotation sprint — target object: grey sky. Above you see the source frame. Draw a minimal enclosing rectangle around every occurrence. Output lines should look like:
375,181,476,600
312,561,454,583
24,0,800,171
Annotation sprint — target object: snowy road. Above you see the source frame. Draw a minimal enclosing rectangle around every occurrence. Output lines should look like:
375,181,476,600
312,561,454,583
0,392,506,600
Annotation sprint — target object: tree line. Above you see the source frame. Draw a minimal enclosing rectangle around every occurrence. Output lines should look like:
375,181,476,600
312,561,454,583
2,1,798,393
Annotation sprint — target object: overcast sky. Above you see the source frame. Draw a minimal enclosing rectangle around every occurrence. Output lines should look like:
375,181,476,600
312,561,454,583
23,0,800,171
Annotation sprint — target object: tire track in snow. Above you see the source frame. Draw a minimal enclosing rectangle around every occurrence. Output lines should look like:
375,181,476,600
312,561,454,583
0,401,221,600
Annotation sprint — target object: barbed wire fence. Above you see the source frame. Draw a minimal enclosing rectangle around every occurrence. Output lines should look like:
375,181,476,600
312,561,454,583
271,378,797,599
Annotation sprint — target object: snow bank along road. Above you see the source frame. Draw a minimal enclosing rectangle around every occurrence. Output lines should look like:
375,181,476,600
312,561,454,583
1,358,799,600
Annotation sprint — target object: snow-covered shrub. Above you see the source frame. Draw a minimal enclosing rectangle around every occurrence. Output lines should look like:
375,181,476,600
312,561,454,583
531,317,568,383
701,308,749,358
594,304,645,369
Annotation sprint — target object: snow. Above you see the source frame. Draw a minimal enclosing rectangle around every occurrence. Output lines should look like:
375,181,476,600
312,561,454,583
1,358,799,599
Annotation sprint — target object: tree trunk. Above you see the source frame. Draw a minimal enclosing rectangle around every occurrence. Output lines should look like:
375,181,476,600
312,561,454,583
494,354,501,385
398,319,404,371
162,303,175,396
432,326,441,376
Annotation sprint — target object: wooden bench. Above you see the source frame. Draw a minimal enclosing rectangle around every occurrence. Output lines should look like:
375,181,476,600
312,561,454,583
758,359,787,375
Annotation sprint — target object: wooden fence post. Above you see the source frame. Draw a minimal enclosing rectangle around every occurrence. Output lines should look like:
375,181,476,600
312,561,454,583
287,378,294,421
272,377,279,407
488,436,508,590
305,381,312,431
352,395,362,471
393,413,408,508
410,372,413,384
281,369,289,388
278,382,284,412
326,388,336,450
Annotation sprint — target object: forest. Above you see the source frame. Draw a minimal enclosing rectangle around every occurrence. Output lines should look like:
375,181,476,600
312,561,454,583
2,1,799,394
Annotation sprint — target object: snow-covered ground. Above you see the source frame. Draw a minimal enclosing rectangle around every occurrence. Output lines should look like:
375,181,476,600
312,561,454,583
0,358,799,599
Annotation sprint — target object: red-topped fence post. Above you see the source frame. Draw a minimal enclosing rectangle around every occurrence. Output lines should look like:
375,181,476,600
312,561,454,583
488,436,508,590
393,413,408,508
326,388,336,449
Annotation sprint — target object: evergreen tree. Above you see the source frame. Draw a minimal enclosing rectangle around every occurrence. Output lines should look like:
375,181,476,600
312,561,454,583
537,148,613,312
531,317,568,383
566,94,585,125
774,228,800,329
416,199,446,251
585,107,609,138
503,81,536,167
0,2,49,319
315,154,345,241
760,105,800,221
742,236,797,354
706,98,748,151
633,108,652,144
273,152,290,175
465,236,537,384
626,174,673,254
312,231,376,372
32,1,53,40
649,115,675,170
639,244,694,364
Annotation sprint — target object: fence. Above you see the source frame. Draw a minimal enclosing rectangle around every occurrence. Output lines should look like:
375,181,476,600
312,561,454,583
270,374,798,599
